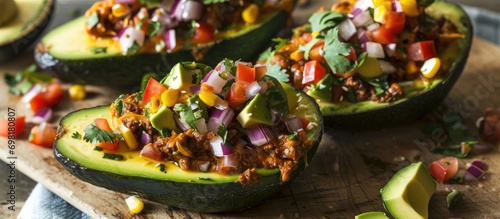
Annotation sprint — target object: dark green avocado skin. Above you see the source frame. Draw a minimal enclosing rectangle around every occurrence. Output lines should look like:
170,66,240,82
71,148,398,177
0,0,55,63
324,1,473,131
53,91,323,213
35,10,289,88
54,147,314,212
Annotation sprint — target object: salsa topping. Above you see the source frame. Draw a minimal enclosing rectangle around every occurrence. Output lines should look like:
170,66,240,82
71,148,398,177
258,0,463,104
84,0,294,55
81,59,316,184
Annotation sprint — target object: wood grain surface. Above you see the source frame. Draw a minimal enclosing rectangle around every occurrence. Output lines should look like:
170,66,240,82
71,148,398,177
1,37,499,218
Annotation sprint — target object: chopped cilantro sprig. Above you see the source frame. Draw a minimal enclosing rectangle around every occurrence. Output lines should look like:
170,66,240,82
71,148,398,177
83,123,118,144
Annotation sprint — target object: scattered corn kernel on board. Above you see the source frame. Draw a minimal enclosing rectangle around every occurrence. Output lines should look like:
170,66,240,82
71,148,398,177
2,0,500,218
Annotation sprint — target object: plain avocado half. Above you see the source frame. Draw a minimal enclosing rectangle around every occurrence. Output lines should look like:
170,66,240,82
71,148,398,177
53,82,323,213
34,5,294,88
321,1,473,130
0,0,55,62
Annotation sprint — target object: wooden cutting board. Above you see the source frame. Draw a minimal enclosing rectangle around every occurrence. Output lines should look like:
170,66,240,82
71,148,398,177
1,37,499,218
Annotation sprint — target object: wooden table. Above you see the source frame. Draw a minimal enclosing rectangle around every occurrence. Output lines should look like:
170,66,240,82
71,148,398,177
1,37,499,218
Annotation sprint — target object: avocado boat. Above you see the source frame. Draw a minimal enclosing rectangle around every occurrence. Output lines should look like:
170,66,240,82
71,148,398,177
258,0,472,130
53,60,323,212
35,0,296,88
0,0,55,62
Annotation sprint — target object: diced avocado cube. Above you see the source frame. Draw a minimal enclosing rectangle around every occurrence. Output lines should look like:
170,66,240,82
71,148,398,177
162,63,203,91
307,74,333,102
380,162,436,219
150,105,176,131
356,56,383,78
237,93,272,128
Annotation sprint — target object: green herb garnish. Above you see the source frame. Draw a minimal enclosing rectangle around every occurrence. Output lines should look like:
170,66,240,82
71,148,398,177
323,28,355,75
264,64,289,82
83,123,117,144
90,47,107,54
155,163,167,173
71,132,82,140
103,153,124,161
308,10,346,33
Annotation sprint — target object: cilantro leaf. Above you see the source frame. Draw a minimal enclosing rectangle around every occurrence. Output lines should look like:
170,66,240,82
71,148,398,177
298,37,321,60
90,47,107,54
323,28,354,74
147,21,161,36
126,41,141,55
217,124,233,147
308,10,346,33
265,64,289,82
83,123,117,144
103,153,124,161
359,73,389,96
71,132,82,140
257,38,289,64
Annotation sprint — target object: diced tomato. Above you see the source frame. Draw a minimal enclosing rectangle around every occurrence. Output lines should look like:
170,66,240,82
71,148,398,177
29,123,57,147
236,63,255,85
42,82,64,107
190,21,215,44
299,117,310,129
254,65,267,81
142,77,167,104
302,60,327,85
0,116,26,137
200,83,214,92
407,40,437,61
385,12,406,34
369,26,395,44
428,156,459,183
94,118,113,132
29,93,49,113
93,118,119,151
227,83,247,107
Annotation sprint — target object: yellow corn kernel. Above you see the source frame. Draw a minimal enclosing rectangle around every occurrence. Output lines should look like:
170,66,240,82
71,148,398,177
242,4,259,24
161,89,181,107
289,50,304,62
373,5,389,24
111,4,131,18
311,31,320,39
69,84,86,100
420,57,441,79
149,96,161,114
400,0,419,17
120,124,138,150
372,0,391,7
125,195,144,214
199,91,219,107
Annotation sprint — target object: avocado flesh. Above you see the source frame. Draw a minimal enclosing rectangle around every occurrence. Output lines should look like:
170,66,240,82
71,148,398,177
380,162,436,219
320,1,472,129
53,90,323,212
35,10,291,87
0,0,54,62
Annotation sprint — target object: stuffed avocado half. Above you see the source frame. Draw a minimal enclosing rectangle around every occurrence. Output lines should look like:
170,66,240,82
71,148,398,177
0,0,55,62
54,60,323,212
258,0,472,129
35,0,296,87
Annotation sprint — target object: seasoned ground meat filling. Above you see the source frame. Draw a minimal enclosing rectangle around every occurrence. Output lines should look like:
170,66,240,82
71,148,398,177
111,93,313,185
